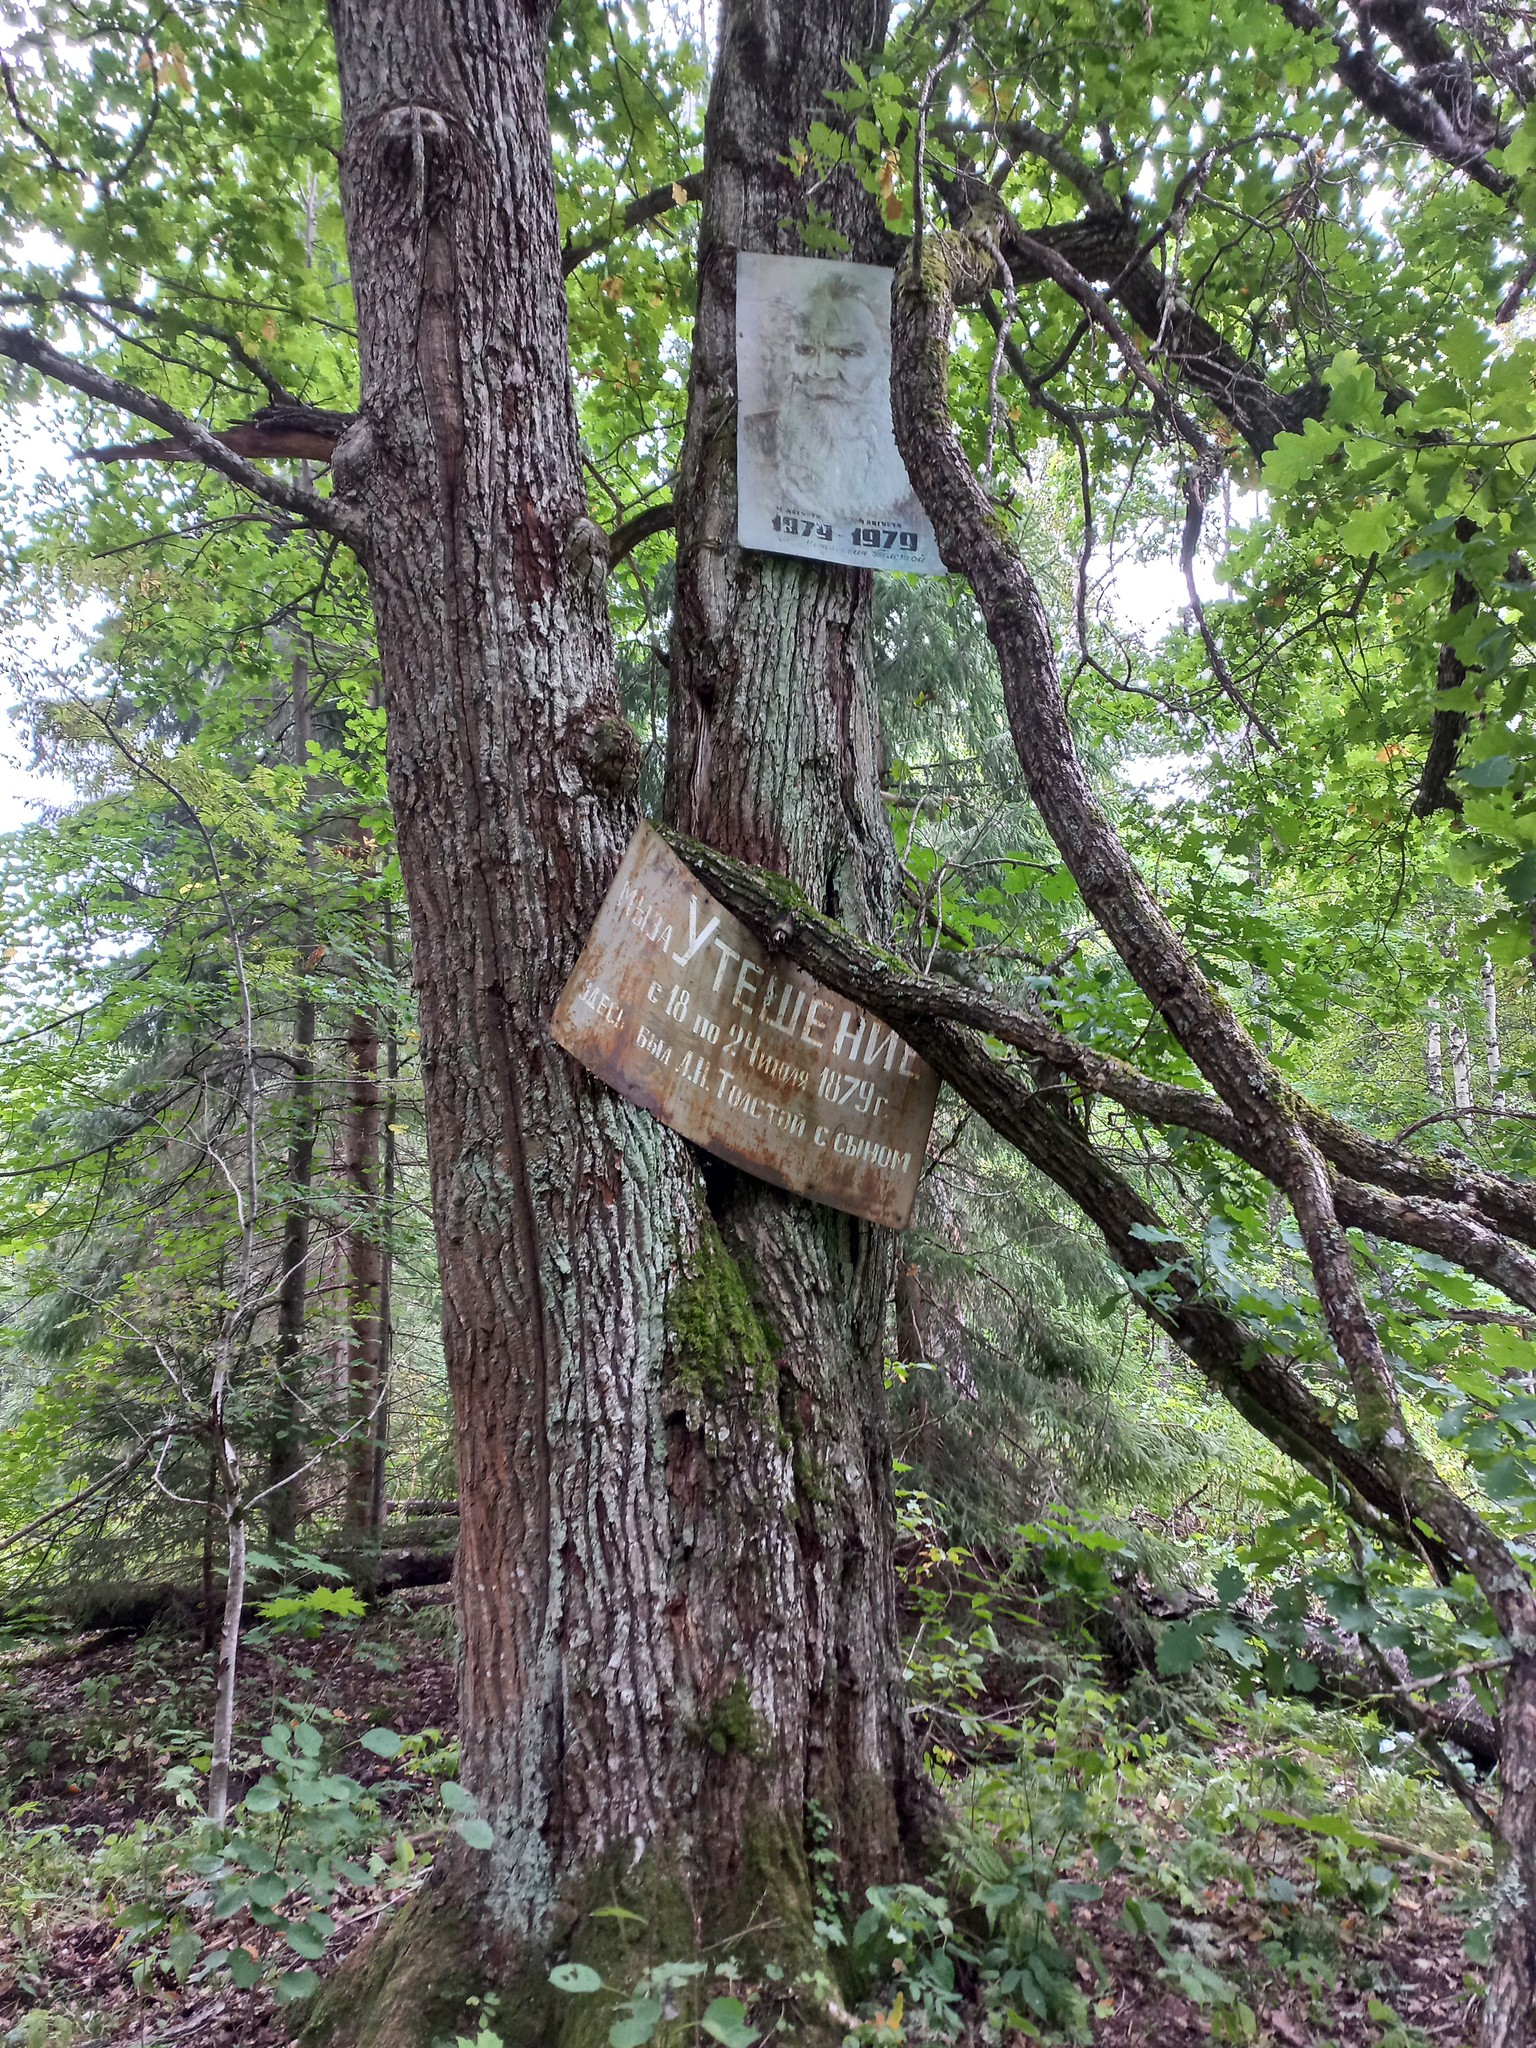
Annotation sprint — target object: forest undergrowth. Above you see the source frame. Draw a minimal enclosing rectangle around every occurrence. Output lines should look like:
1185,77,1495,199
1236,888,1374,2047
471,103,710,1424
0,1508,1490,2048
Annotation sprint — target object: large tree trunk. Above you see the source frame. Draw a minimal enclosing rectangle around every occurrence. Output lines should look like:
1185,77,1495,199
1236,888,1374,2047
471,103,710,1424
320,0,700,1982
308,0,909,2037
664,0,917,1896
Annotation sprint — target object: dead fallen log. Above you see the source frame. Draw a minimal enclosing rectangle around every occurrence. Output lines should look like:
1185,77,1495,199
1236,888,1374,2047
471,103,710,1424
0,1544,457,1635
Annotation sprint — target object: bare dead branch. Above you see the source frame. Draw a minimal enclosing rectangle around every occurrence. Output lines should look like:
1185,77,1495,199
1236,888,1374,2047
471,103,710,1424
0,326,365,554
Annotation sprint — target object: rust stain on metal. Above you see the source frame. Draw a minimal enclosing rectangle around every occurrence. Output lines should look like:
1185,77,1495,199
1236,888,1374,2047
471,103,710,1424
551,823,939,1229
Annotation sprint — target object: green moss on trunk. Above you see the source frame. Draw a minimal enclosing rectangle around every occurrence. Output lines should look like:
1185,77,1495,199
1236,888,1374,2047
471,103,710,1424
666,1214,778,1405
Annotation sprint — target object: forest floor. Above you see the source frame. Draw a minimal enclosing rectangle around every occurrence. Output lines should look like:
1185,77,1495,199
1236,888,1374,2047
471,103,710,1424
0,1586,1488,2047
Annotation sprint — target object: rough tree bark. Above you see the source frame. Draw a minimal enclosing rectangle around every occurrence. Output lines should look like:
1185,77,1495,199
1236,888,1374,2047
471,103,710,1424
301,0,705,2032
664,0,919,1896
300,0,916,2038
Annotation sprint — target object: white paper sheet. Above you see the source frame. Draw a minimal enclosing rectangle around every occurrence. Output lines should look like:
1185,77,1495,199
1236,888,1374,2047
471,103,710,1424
736,251,943,575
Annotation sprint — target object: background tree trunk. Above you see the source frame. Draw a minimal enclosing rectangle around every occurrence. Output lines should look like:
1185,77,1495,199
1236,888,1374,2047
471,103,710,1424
267,649,317,1550
341,999,385,1543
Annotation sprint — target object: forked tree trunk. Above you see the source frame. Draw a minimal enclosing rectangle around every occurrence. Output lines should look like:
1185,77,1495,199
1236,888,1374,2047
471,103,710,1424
665,0,917,1897
308,0,908,2036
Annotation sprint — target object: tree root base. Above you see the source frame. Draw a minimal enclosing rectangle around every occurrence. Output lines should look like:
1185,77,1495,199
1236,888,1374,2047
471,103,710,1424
297,1806,867,2048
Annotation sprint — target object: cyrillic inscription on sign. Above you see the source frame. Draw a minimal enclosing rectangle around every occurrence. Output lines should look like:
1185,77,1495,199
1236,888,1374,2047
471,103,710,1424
551,824,939,1229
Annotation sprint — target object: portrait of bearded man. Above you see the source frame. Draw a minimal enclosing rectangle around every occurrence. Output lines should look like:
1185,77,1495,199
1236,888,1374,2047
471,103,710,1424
736,254,940,570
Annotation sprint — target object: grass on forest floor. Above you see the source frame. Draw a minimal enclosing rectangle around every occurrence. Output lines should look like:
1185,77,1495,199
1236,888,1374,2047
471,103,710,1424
0,1589,1490,2048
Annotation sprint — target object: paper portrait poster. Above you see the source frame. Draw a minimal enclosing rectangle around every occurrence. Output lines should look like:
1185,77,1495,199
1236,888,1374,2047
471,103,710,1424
736,252,943,575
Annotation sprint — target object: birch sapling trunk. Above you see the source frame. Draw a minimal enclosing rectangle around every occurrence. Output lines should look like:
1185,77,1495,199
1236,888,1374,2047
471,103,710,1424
1484,950,1505,1108
1449,1009,1475,1122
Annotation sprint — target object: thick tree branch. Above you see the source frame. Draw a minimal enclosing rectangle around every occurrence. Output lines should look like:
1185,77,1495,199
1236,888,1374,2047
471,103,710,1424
605,498,675,565
885,238,1536,1765
893,231,1453,1473
940,175,1324,456
662,831,1449,1564
79,402,357,466
669,831,1536,1311
0,326,365,554
1274,0,1514,194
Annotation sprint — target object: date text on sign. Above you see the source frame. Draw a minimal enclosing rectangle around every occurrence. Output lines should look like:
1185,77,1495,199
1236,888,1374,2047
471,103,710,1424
551,824,939,1230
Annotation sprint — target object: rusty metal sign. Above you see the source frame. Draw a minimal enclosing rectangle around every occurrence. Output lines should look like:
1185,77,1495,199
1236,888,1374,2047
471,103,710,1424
551,823,939,1229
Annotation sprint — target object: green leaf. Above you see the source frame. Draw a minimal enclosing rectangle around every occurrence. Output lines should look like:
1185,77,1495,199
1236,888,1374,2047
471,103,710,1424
550,1963,604,1994
455,1817,495,1850
1338,502,1392,559
360,1727,403,1757
1501,114,1536,174
440,1780,476,1813
275,1968,321,2003
283,1921,329,1960
701,1995,759,2046
1477,1454,1535,1502
168,1930,203,1981
610,1998,666,2047
1209,1615,1261,1669
1155,1620,1205,1676
1461,755,1514,788
227,1948,265,1990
